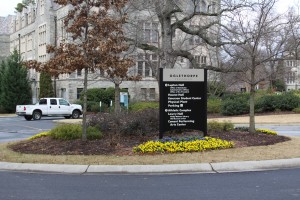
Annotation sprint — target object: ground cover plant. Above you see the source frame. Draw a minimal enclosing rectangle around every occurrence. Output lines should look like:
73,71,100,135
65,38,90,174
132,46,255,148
133,137,234,154
8,109,290,155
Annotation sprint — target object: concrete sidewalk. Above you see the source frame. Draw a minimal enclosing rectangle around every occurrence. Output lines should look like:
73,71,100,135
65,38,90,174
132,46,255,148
1,113,300,174
1,158,300,174
208,114,300,125
6,113,300,125
54,113,300,125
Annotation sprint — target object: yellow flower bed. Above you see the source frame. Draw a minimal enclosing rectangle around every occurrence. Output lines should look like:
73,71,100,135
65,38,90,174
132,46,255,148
133,137,234,154
28,132,50,140
256,128,278,135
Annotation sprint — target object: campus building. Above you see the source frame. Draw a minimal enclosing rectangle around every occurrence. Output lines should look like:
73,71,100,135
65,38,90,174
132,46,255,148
9,0,219,103
0,16,13,62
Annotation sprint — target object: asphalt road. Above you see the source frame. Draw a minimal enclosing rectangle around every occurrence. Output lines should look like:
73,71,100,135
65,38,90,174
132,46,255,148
0,169,300,200
1,116,299,143
0,116,59,143
236,124,300,137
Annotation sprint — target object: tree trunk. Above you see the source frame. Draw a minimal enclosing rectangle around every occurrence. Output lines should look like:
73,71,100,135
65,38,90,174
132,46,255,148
156,0,176,69
249,86,256,133
249,69,256,134
114,83,121,113
82,67,88,141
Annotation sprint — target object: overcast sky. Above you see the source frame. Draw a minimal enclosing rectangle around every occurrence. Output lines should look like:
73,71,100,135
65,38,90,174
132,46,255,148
0,0,298,17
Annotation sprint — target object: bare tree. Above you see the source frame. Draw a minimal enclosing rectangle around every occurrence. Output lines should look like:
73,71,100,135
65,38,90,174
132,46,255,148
124,0,252,72
223,0,293,133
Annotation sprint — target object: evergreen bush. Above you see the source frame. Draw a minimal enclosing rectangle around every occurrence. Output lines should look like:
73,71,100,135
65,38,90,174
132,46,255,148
255,92,300,112
208,120,234,132
39,72,54,98
129,101,159,111
221,97,249,116
49,124,102,140
0,50,31,113
207,98,221,113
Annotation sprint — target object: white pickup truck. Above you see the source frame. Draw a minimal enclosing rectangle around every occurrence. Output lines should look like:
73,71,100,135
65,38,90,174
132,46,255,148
16,98,82,121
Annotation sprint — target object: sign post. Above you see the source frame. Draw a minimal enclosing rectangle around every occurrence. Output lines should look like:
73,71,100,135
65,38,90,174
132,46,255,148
159,68,207,139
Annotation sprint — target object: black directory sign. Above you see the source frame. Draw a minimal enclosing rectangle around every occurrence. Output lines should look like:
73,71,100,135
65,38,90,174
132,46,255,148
159,68,207,138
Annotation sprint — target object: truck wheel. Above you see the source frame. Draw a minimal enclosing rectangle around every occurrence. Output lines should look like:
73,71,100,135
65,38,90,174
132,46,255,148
24,115,33,121
72,110,80,119
32,111,42,120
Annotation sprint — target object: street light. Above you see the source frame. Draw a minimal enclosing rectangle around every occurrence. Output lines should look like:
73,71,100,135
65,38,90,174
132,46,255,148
291,67,298,90
31,78,37,104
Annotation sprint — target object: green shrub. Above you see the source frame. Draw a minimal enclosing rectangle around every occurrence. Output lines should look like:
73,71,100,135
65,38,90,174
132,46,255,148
221,92,250,101
255,92,300,112
129,101,159,111
255,95,278,112
91,103,100,112
272,79,286,92
208,120,234,132
276,92,300,111
221,97,249,116
49,124,102,140
207,98,221,113
292,107,300,113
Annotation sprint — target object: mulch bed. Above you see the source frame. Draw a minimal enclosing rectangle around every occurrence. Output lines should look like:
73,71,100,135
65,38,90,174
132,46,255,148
8,131,291,156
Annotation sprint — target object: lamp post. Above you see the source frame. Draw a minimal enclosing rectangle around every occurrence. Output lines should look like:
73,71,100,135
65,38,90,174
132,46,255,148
31,78,37,104
18,34,21,62
291,67,298,90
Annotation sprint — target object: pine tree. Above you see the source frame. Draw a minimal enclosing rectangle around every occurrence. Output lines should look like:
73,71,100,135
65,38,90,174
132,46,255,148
39,72,54,98
0,50,31,113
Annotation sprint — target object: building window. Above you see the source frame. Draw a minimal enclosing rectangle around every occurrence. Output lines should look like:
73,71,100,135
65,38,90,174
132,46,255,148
286,60,296,67
77,88,83,99
61,88,66,99
138,61,143,76
141,22,158,43
141,88,147,100
149,88,156,100
201,56,207,64
27,33,33,51
195,55,207,65
145,63,151,77
189,36,202,45
38,24,47,62
188,25,203,45
40,0,45,15
287,72,296,84
136,54,158,77
77,69,82,77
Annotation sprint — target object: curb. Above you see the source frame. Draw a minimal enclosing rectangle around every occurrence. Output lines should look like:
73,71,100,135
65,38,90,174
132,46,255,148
1,158,300,174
